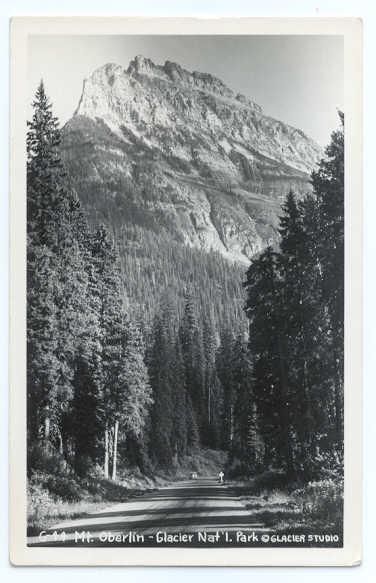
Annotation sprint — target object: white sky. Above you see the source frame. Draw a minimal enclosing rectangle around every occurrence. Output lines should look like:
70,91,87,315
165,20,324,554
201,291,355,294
28,35,344,147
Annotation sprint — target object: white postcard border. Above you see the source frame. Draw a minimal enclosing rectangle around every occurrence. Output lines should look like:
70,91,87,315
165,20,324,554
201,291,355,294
9,16,362,566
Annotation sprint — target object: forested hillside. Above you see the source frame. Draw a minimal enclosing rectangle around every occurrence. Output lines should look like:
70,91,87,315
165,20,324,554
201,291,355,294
59,57,322,332
26,82,242,481
27,80,344,535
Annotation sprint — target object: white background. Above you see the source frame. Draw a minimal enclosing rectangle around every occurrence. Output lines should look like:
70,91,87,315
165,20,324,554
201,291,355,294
1,1,374,581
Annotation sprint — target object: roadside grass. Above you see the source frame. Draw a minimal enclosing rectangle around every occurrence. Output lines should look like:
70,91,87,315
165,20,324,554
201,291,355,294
27,472,160,536
28,491,112,537
231,470,343,535
27,447,227,536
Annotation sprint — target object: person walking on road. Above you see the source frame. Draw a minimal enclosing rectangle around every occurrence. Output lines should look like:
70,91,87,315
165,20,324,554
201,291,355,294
218,470,224,484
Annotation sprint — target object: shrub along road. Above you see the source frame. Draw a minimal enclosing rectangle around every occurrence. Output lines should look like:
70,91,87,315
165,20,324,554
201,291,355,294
28,477,268,547
27,477,342,547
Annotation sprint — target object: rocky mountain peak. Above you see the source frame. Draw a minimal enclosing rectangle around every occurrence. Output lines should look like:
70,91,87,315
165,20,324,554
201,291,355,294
127,54,159,76
88,62,123,85
65,56,324,265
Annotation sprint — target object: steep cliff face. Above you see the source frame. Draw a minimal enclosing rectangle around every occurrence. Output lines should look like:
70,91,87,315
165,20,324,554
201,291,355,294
62,55,322,265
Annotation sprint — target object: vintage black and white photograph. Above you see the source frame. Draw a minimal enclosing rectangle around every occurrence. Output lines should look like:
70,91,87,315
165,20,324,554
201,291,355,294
9,17,362,566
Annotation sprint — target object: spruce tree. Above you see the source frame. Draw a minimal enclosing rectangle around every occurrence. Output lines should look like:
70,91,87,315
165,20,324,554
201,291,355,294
244,247,294,474
110,322,152,480
179,294,206,437
311,113,344,445
171,338,189,460
71,351,103,474
148,311,175,467
202,313,222,447
216,329,236,449
231,336,255,466
27,81,88,450
278,191,315,470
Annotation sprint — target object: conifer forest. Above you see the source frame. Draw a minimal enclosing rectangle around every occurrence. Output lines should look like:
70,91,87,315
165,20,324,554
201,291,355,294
27,78,344,539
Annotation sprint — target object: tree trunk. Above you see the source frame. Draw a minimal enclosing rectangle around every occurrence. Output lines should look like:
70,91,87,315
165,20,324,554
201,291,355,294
57,428,64,455
104,425,109,479
44,414,50,450
173,442,178,466
208,384,211,424
229,405,234,444
112,420,119,481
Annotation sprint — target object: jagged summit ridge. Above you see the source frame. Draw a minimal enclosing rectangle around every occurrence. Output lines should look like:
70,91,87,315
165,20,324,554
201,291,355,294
75,55,320,176
77,55,263,117
93,55,263,110
63,55,323,264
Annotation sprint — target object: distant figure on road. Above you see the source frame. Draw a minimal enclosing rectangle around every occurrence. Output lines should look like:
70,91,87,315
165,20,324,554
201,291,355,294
218,471,224,484
191,472,198,480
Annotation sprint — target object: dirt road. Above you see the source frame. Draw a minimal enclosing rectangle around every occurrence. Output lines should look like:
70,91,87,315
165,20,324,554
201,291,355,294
28,477,267,546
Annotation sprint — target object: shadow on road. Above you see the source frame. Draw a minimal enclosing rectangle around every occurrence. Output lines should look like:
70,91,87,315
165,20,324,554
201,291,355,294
27,478,343,548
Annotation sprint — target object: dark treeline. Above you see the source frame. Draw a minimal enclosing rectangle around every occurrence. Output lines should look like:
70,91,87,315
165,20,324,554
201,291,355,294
118,226,247,336
239,114,344,479
27,81,344,487
26,82,238,479
61,114,248,338
27,82,153,480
